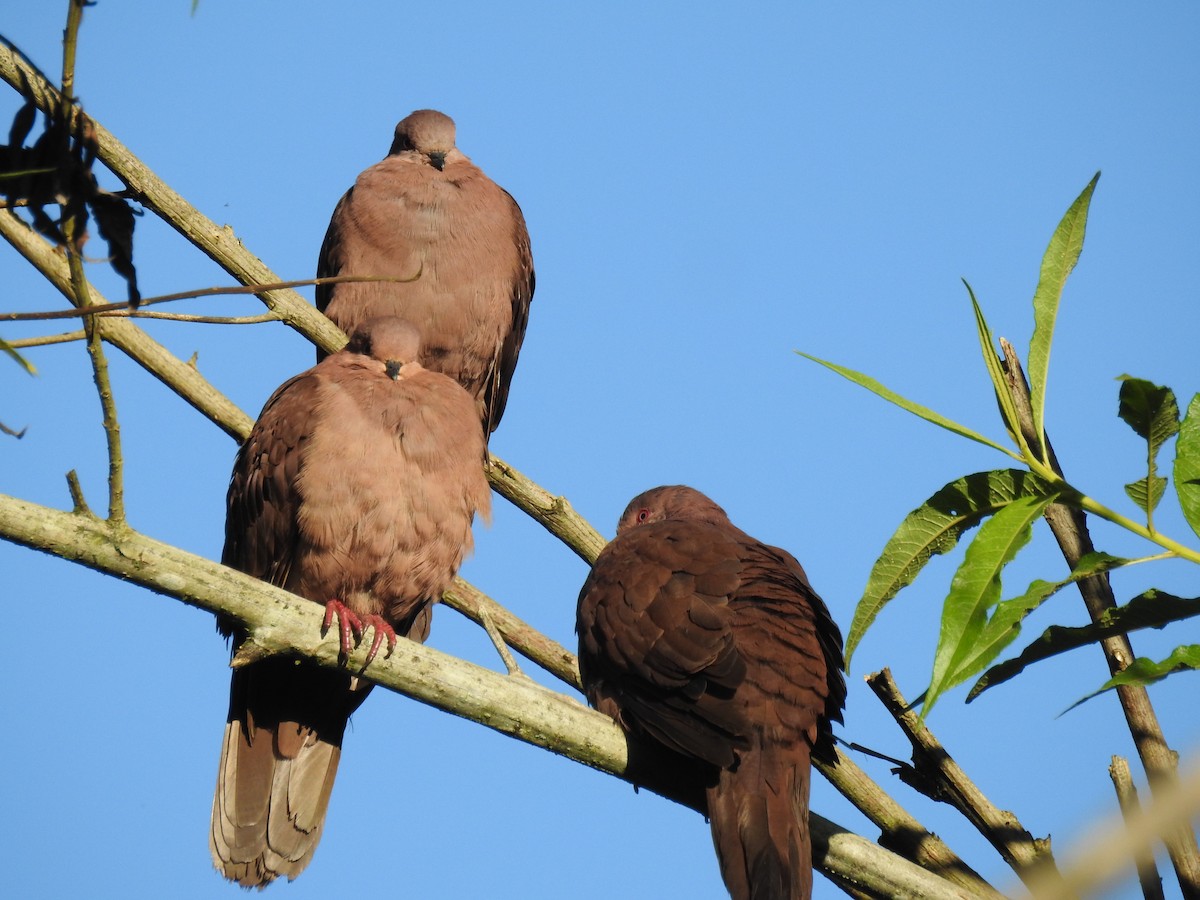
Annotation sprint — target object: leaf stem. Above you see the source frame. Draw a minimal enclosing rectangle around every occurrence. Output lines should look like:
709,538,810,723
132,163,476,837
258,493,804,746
1072,495,1200,565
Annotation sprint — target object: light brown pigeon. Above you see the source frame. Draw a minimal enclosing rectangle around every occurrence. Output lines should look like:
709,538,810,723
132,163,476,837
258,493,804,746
210,316,490,887
576,486,845,900
316,109,534,436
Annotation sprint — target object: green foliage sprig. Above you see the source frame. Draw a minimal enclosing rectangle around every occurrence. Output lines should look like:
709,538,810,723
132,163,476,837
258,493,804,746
801,173,1200,714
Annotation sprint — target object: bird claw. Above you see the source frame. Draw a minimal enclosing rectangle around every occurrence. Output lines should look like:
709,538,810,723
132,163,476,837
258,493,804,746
321,600,396,671
359,616,397,669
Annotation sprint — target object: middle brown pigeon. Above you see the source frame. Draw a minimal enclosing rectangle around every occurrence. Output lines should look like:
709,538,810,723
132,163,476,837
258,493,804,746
316,108,534,437
210,316,490,887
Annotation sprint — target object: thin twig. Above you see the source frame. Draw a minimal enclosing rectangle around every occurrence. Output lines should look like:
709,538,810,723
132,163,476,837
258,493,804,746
476,606,526,677
0,209,254,441
1109,755,1167,900
818,748,1004,898
0,273,417,323
7,328,85,347
59,1,84,104
65,469,91,516
443,578,581,690
119,311,280,325
998,336,1200,896
866,668,1061,890
66,231,126,522
59,3,125,525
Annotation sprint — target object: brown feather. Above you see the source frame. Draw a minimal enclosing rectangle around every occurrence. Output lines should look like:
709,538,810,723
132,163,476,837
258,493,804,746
316,109,534,437
211,317,489,886
576,485,845,900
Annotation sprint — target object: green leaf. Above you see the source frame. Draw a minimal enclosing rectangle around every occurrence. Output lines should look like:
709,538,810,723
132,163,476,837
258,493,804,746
796,352,1019,458
1028,173,1099,461
923,492,1057,714
1124,476,1167,516
970,590,1200,700
1117,376,1180,444
1064,644,1200,712
1117,376,1179,523
846,468,1059,664
965,281,1024,454
1173,394,1200,542
1,335,37,375
937,547,1125,707
995,551,1130,618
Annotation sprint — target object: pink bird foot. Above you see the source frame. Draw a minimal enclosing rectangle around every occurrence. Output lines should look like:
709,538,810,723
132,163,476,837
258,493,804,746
321,600,397,670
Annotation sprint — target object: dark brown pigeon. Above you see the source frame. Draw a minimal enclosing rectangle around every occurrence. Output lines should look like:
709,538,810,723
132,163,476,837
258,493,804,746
210,316,490,887
316,108,534,437
576,485,845,900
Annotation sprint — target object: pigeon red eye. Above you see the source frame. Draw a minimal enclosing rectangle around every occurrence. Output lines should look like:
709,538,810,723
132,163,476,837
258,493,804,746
636,508,650,523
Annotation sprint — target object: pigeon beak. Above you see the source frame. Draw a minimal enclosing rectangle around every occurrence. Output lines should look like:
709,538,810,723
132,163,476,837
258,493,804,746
385,360,403,380
428,151,447,171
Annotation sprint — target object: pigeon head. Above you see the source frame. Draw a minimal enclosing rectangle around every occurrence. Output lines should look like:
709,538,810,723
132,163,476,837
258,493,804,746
389,109,457,170
345,317,423,379
616,485,732,533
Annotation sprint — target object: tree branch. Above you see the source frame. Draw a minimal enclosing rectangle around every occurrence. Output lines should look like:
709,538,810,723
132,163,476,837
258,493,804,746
486,454,607,563
0,208,255,441
818,749,1004,899
1109,755,1166,900
0,36,348,354
866,668,1062,891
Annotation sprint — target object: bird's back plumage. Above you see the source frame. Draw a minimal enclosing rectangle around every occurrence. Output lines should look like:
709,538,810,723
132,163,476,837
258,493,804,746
576,485,845,900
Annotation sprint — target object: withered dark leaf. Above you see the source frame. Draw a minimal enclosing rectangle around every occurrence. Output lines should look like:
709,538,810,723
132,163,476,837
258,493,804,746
90,191,141,307
1,101,141,306
8,100,37,152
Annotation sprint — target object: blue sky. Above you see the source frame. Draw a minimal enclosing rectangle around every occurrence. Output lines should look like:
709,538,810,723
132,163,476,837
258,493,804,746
3,3,1199,898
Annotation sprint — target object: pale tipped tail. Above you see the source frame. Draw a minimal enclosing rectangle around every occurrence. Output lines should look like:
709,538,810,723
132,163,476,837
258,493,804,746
209,658,364,887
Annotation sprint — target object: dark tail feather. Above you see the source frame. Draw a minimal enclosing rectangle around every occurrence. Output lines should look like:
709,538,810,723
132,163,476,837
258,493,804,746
210,656,368,887
707,745,813,900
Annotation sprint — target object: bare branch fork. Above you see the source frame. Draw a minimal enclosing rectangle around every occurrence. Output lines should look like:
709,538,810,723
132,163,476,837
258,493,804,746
866,669,1060,892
